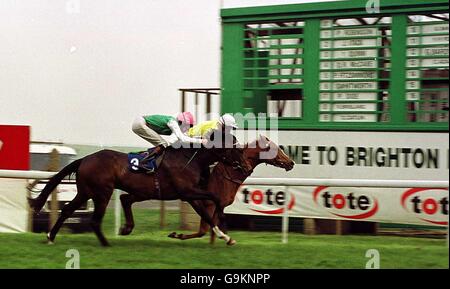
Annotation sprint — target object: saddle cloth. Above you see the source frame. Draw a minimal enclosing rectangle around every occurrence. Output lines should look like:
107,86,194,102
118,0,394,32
127,147,160,173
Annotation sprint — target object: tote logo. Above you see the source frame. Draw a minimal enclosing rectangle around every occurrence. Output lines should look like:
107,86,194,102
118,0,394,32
313,186,379,219
241,188,295,214
401,188,448,226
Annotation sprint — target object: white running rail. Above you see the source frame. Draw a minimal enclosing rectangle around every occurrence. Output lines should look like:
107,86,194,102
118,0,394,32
0,169,448,245
1,170,448,188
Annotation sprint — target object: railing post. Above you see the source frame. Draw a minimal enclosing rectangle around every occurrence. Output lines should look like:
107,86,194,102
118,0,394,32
282,185,290,244
181,90,186,112
195,92,199,122
114,190,121,236
447,225,449,248
206,93,211,115
160,201,166,229
48,149,60,231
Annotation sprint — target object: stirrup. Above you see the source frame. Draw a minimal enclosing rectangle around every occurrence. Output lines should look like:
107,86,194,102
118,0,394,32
141,151,157,166
139,165,155,174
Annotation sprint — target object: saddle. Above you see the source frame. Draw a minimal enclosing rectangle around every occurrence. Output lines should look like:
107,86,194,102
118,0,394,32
127,147,164,174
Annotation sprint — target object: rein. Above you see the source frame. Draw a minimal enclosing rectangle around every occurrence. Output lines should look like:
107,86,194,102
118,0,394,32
220,165,245,185
181,149,199,171
178,146,251,177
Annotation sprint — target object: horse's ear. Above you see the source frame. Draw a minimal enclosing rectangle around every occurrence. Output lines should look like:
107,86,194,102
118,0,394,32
258,134,265,144
258,134,269,148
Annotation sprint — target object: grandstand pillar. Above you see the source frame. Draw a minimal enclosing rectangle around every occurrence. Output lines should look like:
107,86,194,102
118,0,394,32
48,149,60,230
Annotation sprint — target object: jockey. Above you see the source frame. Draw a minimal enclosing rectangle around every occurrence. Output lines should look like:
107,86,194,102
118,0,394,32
188,113,238,143
132,112,207,157
187,113,238,188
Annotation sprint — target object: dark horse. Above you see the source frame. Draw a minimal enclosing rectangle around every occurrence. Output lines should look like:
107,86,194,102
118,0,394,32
169,135,295,243
119,135,295,244
29,145,248,246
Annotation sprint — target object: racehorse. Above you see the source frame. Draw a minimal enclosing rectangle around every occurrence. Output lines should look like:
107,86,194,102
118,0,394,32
119,135,295,244
170,135,295,243
28,144,249,246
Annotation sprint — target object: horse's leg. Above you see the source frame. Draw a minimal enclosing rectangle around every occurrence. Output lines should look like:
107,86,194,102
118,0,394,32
179,188,234,245
119,194,136,236
208,203,230,244
209,203,219,244
91,194,112,247
190,201,217,242
47,192,89,244
190,200,234,245
208,200,235,245
168,200,209,240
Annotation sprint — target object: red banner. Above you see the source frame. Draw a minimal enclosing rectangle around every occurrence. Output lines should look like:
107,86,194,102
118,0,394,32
0,125,30,170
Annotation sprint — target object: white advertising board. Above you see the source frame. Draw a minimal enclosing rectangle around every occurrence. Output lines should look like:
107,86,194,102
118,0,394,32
227,130,449,226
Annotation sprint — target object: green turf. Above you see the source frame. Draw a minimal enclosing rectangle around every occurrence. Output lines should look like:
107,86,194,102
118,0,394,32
0,209,447,269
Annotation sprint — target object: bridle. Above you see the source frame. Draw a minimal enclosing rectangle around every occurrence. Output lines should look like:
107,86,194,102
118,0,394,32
181,149,199,171
179,145,251,176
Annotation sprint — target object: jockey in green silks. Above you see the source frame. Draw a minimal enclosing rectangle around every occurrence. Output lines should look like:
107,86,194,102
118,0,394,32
132,112,207,157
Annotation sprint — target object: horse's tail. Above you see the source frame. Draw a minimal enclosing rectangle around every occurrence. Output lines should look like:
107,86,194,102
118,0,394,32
28,158,83,213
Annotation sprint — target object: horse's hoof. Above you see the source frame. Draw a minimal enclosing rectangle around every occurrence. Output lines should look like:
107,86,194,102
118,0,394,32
227,239,236,246
47,233,54,245
119,226,132,236
168,232,184,239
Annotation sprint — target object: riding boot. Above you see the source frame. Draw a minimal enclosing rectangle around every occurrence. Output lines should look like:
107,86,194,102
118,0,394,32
149,144,164,158
142,145,164,163
139,145,164,173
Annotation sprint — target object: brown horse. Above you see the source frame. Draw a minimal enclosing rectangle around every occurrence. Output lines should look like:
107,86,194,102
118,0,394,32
28,145,248,246
169,135,295,243
120,135,295,244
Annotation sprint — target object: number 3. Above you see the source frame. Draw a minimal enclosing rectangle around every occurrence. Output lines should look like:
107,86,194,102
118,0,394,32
131,158,139,170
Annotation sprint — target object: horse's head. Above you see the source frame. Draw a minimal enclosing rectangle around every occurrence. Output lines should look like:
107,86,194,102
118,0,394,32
245,135,295,171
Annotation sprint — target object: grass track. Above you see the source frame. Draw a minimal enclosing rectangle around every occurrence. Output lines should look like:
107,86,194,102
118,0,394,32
0,209,447,269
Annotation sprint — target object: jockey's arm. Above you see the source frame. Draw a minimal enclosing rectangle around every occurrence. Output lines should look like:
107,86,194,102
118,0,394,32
167,119,204,145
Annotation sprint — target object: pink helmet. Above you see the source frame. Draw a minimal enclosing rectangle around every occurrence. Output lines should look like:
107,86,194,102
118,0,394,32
177,112,195,126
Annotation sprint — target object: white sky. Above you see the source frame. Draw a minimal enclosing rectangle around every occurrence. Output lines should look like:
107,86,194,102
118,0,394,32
0,0,338,147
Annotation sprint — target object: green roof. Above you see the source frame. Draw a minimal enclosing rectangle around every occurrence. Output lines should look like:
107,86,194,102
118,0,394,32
221,0,449,22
